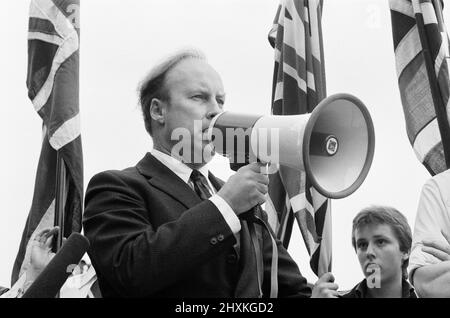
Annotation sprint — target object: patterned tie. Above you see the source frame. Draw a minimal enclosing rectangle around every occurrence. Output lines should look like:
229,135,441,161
190,170,213,200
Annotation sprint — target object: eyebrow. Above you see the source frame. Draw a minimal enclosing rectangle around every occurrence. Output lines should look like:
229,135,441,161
356,235,389,242
187,87,226,96
192,90,227,101
372,235,389,240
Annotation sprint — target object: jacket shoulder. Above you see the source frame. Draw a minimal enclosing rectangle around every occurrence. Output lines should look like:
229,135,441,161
84,166,149,214
87,166,144,187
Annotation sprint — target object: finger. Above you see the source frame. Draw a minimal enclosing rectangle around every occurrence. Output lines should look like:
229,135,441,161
328,290,340,298
35,229,51,243
250,172,269,185
247,162,267,172
318,272,335,283
45,227,60,240
255,183,268,195
422,246,450,261
323,289,340,298
318,283,339,291
422,240,450,255
318,289,339,298
44,232,56,249
259,174,270,186
43,227,60,247
37,228,51,236
255,192,267,205
329,283,339,291
39,230,52,244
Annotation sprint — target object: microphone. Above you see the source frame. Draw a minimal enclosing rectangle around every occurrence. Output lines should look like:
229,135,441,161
22,233,90,298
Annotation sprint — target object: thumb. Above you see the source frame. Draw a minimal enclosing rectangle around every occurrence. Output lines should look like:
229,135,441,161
246,162,267,172
318,272,335,284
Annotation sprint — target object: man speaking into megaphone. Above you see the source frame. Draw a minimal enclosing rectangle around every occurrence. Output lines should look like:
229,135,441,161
83,49,313,298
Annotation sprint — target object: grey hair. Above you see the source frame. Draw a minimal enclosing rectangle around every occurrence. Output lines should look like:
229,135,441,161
138,49,207,136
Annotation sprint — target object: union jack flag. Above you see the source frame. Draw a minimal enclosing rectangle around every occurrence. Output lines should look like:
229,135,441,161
11,0,83,285
267,0,332,277
390,0,450,175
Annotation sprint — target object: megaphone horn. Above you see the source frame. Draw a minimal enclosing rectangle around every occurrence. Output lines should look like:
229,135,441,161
208,93,375,199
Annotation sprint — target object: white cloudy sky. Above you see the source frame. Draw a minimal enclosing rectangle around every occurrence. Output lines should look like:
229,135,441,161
0,0,448,291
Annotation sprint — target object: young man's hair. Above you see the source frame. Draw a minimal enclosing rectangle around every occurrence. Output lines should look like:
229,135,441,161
138,49,207,136
351,205,412,279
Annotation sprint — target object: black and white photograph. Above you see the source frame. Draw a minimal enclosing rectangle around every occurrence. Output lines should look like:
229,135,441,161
1,0,450,305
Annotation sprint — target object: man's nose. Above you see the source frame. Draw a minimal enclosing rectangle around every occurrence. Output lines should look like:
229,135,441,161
206,111,221,120
205,102,222,120
366,243,376,259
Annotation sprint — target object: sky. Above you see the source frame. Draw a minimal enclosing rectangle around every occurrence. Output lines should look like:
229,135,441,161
0,0,447,291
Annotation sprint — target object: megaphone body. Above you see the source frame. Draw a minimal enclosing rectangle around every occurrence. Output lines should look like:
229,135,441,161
208,93,375,199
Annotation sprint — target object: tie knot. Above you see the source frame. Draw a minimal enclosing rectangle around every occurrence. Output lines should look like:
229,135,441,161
190,169,205,182
190,170,212,200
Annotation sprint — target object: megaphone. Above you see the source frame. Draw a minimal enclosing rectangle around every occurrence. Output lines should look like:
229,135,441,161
207,93,375,199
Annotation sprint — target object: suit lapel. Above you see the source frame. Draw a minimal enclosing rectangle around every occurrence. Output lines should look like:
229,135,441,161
136,153,201,209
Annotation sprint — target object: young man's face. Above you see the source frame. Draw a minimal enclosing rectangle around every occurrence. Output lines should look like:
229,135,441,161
354,223,408,285
159,58,225,166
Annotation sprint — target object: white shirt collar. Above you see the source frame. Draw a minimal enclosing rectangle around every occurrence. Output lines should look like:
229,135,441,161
150,149,210,184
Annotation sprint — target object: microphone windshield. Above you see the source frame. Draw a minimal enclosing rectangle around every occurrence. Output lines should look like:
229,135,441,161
22,233,90,298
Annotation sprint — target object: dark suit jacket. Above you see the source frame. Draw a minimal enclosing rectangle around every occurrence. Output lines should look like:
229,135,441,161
83,153,311,298
340,279,417,298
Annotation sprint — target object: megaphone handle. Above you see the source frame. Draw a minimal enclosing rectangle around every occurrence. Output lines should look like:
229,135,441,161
237,161,270,221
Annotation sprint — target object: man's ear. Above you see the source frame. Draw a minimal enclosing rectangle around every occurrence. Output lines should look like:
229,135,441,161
149,98,166,125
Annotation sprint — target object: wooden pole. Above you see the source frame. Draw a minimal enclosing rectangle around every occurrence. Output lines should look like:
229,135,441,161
53,151,67,253
433,0,445,26
52,151,67,298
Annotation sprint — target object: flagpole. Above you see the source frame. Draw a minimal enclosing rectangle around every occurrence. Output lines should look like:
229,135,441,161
413,0,450,169
53,151,67,253
433,0,445,26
